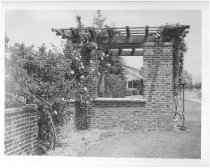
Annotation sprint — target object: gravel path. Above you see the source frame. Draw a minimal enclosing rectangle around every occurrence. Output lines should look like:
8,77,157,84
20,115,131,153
44,128,130,156
45,129,107,156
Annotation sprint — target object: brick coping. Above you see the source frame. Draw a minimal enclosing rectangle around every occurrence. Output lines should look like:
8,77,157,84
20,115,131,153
93,97,147,103
5,104,38,114
144,42,173,46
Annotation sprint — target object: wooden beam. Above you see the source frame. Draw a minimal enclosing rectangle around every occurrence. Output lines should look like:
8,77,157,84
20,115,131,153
131,48,135,56
99,43,143,49
118,49,122,56
89,29,96,41
62,36,68,39
107,28,113,38
70,28,78,38
109,48,143,56
95,35,145,44
144,25,149,42
126,26,130,37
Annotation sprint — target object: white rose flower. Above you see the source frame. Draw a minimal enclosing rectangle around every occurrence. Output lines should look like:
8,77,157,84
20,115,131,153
70,70,74,74
84,87,87,91
81,75,84,79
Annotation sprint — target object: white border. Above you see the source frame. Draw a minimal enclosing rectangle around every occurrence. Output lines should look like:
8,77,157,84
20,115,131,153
1,1,209,168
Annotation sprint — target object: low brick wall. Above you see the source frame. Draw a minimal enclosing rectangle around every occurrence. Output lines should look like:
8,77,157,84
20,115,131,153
91,98,146,130
5,105,38,155
91,98,174,131
4,102,78,154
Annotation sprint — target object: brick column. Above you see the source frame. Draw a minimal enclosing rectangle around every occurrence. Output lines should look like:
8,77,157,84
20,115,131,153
90,52,98,98
143,42,174,130
80,47,98,98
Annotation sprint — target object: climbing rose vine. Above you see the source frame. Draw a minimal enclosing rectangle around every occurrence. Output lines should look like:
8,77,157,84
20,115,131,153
5,34,113,130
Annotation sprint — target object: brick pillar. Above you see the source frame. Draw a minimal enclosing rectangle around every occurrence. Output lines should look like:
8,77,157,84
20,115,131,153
90,52,98,98
143,42,174,130
80,47,98,98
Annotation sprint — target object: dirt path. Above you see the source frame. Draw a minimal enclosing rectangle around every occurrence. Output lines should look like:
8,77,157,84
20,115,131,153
44,100,201,158
81,100,201,158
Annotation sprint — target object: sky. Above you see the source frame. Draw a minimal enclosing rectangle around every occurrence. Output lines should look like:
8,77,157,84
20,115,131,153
5,10,201,82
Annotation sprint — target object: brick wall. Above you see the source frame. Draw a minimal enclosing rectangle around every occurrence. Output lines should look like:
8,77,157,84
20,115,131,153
91,98,147,130
143,42,174,130
5,105,38,155
90,50,99,98
90,42,175,131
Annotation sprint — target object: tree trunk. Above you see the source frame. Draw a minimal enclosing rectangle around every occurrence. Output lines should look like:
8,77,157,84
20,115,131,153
104,73,108,97
97,74,103,97
102,74,105,97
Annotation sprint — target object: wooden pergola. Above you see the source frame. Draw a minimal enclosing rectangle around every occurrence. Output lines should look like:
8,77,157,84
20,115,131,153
52,25,190,56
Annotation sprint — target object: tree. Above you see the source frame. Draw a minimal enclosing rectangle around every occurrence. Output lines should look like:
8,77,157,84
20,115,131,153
105,74,126,98
180,70,193,89
97,51,126,97
93,10,107,28
92,10,126,97
76,15,84,29
194,82,201,89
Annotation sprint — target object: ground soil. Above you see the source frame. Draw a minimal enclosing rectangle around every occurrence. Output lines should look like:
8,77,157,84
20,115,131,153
44,99,201,158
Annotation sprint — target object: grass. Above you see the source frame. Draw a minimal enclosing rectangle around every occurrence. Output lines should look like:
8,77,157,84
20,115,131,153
82,99,201,158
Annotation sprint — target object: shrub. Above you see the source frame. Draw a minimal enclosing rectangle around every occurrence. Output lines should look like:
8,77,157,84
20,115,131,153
105,74,126,98
131,88,138,95
125,89,132,96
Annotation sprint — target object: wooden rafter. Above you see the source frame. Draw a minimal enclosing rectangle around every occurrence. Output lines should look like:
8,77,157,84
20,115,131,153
52,25,190,56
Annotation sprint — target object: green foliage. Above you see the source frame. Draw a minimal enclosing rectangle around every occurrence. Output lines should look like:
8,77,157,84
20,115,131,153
125,89,132,96
5,35,96,130
105,74,126,98
92,10,126,97
193,82,201,89
173,36,187,94
5,42,35,107
181,70,193,89
93,10,107,28
97,51,126,97
76,15,84,29
157,23,188,96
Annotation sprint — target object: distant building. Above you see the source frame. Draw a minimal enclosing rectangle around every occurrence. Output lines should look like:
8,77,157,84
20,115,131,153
123,65,143,95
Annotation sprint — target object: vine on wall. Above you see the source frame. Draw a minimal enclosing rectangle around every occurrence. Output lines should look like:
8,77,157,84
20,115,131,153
156,24,188,96
156,24,188,130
